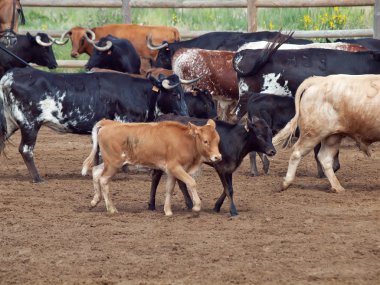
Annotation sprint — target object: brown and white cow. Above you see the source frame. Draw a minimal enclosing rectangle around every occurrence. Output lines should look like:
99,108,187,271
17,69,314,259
273,74,380,193
63,24,180,73
82,119,222,216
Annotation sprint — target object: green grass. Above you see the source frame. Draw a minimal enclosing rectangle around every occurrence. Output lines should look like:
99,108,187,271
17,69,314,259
19,6,374,63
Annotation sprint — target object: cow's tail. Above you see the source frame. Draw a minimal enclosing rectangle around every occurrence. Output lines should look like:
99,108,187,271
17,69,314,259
81,121,103,176
272,76,317,148
0,73,13,156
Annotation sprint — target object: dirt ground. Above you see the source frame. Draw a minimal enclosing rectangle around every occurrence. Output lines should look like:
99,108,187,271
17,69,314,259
0,127,379,285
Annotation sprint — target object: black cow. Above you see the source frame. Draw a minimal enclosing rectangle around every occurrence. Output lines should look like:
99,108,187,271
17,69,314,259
0,32,57,76
148,31,312,69
185,88,216,119
0,67,189,182
233,42,380,101
85,35,141,74
246,93,340,178
149,114,276,216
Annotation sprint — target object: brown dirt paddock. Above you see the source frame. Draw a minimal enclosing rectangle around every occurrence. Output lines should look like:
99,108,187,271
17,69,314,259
0,127,379,285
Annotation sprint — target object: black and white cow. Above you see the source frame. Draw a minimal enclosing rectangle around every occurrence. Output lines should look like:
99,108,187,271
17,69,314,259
149,114,276,216
233,42,380,101
85,35,141,74
0,67,189,182
0,32,57,76
149,31,312,69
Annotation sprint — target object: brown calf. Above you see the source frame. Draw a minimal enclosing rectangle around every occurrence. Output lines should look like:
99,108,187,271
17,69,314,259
82,119,221,216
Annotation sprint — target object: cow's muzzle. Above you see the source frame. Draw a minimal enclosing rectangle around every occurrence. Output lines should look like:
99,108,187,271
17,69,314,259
265,148,276,157
210,153,222,162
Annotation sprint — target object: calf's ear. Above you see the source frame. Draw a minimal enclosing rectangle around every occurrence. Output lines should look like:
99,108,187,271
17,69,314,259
188,122,199,136
244,117,250,132
206,119,216,128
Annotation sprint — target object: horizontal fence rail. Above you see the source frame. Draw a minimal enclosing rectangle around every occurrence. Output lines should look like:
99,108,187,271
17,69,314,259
20,0,376,68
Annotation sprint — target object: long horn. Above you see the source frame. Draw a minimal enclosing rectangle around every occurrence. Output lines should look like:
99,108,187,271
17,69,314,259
83,30,112,51
48,34,68,45
179,75,204,84
146,34,168,50
162,79,180,90
35,35,53,47
55,30,71,45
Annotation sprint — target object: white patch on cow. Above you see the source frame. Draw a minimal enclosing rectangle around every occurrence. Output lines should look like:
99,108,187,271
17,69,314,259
114,115,123,122
37,94,68,131
22,145,33,156
239,79,249,95
261,73,292,96
11,102,30,128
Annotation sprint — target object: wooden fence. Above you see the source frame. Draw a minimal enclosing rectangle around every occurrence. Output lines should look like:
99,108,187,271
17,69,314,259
20,0,376,68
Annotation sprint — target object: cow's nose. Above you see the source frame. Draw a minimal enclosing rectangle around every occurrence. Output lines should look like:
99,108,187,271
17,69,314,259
211,154,222,162
266,148,276,156
71,52,79,58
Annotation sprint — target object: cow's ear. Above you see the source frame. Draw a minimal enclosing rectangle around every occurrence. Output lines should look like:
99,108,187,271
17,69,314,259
26,32,33,41
206,119,216,129
244,117,250,132
188,122,199,136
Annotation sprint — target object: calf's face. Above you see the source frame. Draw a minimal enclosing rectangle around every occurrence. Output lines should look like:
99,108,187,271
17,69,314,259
248,117,276,156
189,119,222,162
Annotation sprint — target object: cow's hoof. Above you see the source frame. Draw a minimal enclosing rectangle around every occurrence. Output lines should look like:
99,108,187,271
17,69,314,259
108,208,118,214
165,211,173,217
192,205,201,212
250,171,259,177
330,186,345,193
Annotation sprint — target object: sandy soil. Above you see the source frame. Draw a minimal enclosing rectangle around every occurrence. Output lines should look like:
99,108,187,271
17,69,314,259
0,127,379,285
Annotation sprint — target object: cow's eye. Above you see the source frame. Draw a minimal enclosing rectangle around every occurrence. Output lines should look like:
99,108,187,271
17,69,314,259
203,140,208,144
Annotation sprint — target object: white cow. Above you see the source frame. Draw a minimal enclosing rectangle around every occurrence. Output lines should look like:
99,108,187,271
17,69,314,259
273,74,380,193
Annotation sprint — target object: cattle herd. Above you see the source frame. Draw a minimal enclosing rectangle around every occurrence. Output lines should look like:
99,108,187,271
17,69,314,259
1,6,380,217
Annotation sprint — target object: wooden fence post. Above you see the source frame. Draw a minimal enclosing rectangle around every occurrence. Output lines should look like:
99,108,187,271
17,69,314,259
122,0,132,23
375,0,380,39
247,0,258,32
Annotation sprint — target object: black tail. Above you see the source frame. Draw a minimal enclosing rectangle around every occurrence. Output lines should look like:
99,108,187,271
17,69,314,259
18,1,26,25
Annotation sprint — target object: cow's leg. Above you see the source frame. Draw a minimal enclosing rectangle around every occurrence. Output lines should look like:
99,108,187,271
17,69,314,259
99,165,118,214
281,136,321,191
214,172,237,216
169,166,201,212
249,151,260,176
177,180,194,209
90,163,104,208
149,169,163,210
164,174,176,216
317,135,344,193
19,127,42,183
315,143,341,178
213,172,228,213
258,152,270,174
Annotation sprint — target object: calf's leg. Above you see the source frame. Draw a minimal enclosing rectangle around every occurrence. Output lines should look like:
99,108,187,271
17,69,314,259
317,135,344,193
249,152,260,176
169,165,201,212
258,152,270,174
214,172,238,216
90,163,104,208
315,143,341,178
149,169,163,210
164,174,176,216
99,165,118,213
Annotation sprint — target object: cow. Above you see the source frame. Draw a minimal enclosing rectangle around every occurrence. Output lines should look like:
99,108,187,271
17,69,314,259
0,0,25,47
173,40,366,121
334,38,380,51
184,88,217,119
233,40,380,101
81,118,222,216
149,31,312,70
0,32,58,76
273,74,380,193
245,93,340,178
84,35,141,74
0,67,189,183
148,114,276,216
61,24,180,73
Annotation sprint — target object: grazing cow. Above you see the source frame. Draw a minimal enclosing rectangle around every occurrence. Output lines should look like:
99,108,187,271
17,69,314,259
245,93,340,178
273,74,380,193
62,24,180,72
233,41,380,100
82,119,222,216
149,114,276,216
0,32,58,76
0,0,25,47
85,35,141,74
149,31,312,69
0,67,189,183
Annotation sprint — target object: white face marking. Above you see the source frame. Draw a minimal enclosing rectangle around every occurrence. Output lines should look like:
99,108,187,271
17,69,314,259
261,73,292,96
